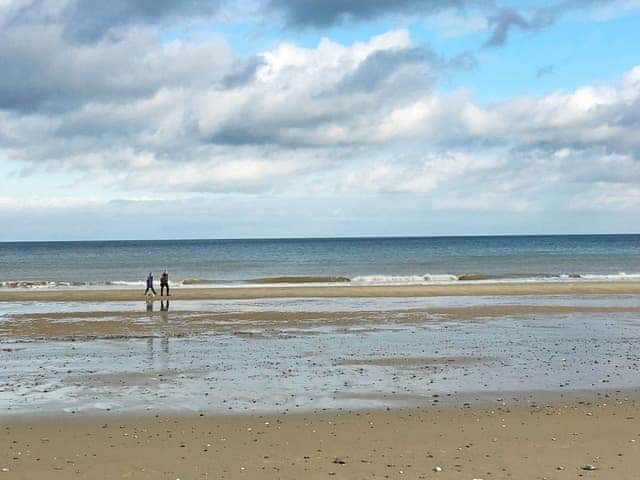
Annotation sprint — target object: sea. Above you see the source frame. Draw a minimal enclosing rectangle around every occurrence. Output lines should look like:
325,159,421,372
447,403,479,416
1,234,639,289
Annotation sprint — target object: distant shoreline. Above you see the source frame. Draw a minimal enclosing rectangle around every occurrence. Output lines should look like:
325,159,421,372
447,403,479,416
2,281,640,301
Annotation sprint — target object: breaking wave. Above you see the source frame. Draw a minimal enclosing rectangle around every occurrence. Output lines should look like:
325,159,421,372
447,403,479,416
249,276,351,284
2,272,640,289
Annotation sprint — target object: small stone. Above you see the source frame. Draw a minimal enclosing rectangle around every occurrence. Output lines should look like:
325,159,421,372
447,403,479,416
556,466,565,470
1,468,9,473
581,464,597,471
434,466,442,472
333,458,346,465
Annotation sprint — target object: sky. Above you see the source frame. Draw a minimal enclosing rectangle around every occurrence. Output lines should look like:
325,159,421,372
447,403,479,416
1,0,639,241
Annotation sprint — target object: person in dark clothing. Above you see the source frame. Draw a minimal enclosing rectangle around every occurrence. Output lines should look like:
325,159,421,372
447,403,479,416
145,272,157,295
160,270,170,297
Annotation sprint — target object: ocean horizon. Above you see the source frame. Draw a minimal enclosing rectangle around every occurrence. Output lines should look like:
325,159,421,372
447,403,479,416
2,233,638,289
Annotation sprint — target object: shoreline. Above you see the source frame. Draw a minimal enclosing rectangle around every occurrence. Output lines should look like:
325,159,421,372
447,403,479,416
2,280,640,301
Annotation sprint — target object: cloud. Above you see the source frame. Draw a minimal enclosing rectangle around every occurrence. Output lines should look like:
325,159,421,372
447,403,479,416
339,152,504,194
483,1,627,47
424,9,488,38
221,56,267,89
67,0,223,42
265,0,628,49
535,64,555,79
485,6,554,46
459,66,640,154
266,0,481,29
1,0,224,42
0,194,109,211
1,9,639,214
582,186,640,210
333,46,441,93
0,25,234,112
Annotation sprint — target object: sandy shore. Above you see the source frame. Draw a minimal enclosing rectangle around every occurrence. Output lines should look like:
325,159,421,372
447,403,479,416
3,398,639,479
1,281,640,302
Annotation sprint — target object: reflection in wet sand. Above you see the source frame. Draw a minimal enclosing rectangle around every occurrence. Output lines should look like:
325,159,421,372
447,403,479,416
148,300,170,366
1,295,640,416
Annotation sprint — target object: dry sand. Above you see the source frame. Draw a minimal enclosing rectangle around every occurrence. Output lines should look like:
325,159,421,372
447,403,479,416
2,281,640,302
2,398,639,479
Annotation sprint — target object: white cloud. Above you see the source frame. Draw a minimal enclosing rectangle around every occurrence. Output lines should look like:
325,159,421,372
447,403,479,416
0,195,108,210
340,152,504,193
570,185,640,211
0,18,639,215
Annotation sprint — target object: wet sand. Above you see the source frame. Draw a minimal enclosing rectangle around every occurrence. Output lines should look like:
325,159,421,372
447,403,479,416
3,295,640,416
3,398,640,479
2,280,640,302
3,304,640,339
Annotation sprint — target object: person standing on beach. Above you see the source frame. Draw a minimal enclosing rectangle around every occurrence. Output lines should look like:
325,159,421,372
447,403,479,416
160,270,170,297
145,272,157,295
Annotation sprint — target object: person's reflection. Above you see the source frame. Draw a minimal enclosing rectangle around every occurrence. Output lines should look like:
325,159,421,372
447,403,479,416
146,297,154,312
161,335,169,356
159,300,170,361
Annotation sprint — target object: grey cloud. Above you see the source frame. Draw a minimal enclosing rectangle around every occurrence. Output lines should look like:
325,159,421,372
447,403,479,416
205,125,281,146
267,0,479,28
4,0,223,42
333,46,476,98
0,26,144,111
334,46,442,94
569,151,640,184
485,7,554,46
448,51,478,70
535,64,555,79
616,97,640,127
65,0,219,41
266,0,614,49
485,0,616,47
220,56,266,89
203,103,364,147
0,24,233,112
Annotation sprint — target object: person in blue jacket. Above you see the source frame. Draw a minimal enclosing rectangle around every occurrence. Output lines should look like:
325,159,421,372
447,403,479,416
145,272,157,295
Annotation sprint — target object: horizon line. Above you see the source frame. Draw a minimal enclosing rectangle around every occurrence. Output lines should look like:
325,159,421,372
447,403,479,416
1,232,639,244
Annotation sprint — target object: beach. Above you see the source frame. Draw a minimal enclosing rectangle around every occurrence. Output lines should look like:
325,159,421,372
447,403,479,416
2,280,640,478
3,398,640,479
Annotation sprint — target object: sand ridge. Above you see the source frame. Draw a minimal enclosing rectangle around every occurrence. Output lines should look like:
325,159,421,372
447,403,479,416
2,280,640,302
